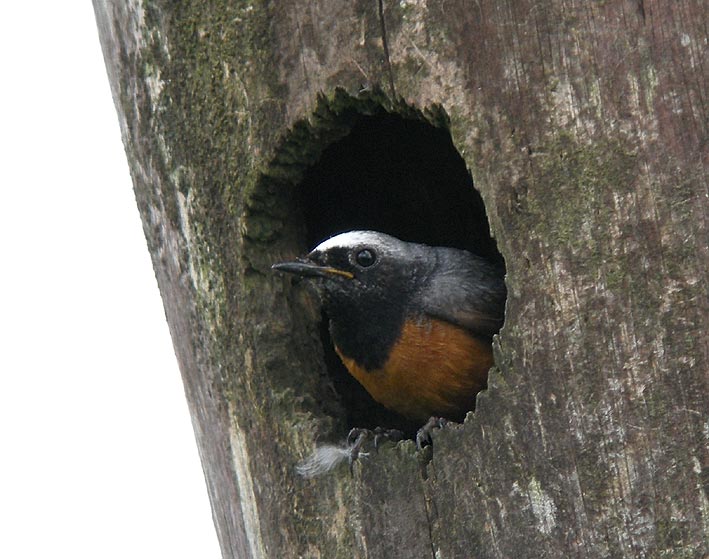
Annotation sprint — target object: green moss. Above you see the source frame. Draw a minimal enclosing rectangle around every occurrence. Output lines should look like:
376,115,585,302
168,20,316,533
239,87,455,249
603,260,626,291
526,132,638,259
249,86,451,202
650,517,698,558
129,6,501,551
131,1,292,409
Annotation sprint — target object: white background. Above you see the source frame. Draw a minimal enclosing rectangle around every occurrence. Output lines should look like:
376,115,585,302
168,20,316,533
1,3,221,557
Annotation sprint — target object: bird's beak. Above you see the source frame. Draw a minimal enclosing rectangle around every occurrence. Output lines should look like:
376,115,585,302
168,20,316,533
272,260,354,280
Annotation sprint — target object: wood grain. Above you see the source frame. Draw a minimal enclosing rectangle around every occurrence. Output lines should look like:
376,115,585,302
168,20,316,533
94,0,708,557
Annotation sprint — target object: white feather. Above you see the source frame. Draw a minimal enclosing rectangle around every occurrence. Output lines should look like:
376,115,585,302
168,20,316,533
295,443,368,478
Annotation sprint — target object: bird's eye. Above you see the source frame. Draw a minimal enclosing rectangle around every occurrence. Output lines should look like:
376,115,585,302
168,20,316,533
355,248,376,267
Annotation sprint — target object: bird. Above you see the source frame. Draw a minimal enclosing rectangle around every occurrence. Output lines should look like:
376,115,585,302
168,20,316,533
273,230,506,427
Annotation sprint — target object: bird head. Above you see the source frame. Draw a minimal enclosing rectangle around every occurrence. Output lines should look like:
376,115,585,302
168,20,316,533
272,231,431,313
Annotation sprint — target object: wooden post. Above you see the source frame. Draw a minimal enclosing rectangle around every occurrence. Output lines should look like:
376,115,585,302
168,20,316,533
95,1,708,557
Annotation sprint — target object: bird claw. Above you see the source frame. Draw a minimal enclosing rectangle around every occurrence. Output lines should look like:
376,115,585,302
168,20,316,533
345,427,405,473
346,429,369,473
346,427,370,448
344,421,445,471
347,427,405,449
372,426,404,449
416,416,448,450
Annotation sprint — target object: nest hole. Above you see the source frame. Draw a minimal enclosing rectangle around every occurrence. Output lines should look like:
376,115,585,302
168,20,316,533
280,95,505,436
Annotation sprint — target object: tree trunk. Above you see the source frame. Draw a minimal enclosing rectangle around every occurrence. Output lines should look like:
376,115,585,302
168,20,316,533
94,1,708,558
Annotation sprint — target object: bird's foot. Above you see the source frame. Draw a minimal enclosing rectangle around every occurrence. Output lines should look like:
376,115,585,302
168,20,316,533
345,427,405,472
347,426,405,450
415,416,448,450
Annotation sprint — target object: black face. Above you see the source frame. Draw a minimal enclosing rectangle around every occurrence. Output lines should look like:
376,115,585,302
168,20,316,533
307,244,379,281
305,233,432,307
273,231,432,369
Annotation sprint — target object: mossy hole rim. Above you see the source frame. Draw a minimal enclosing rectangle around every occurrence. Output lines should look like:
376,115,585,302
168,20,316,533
259,88,506,438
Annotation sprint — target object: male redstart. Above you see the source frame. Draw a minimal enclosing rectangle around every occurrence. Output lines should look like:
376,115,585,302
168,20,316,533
273,230,506,428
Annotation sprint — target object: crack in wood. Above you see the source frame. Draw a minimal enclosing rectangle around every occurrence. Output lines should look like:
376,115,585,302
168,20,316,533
377,0,397,98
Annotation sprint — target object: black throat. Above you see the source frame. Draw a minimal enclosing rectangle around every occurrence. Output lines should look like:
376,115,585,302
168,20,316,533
325,295,407,372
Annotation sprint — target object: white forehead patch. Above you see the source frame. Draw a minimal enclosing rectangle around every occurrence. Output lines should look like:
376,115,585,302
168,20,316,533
314,230,387,252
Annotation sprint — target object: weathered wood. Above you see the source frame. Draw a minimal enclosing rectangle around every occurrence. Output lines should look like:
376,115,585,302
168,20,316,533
95,1,708,558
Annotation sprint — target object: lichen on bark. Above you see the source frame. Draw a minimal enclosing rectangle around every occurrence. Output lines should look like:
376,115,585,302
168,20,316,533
95,0,709,557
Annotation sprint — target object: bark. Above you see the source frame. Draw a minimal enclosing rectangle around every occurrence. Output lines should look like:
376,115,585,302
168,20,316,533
94,1,708,558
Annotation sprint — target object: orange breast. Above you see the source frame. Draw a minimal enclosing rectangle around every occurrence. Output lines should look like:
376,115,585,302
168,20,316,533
335,318,493,423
